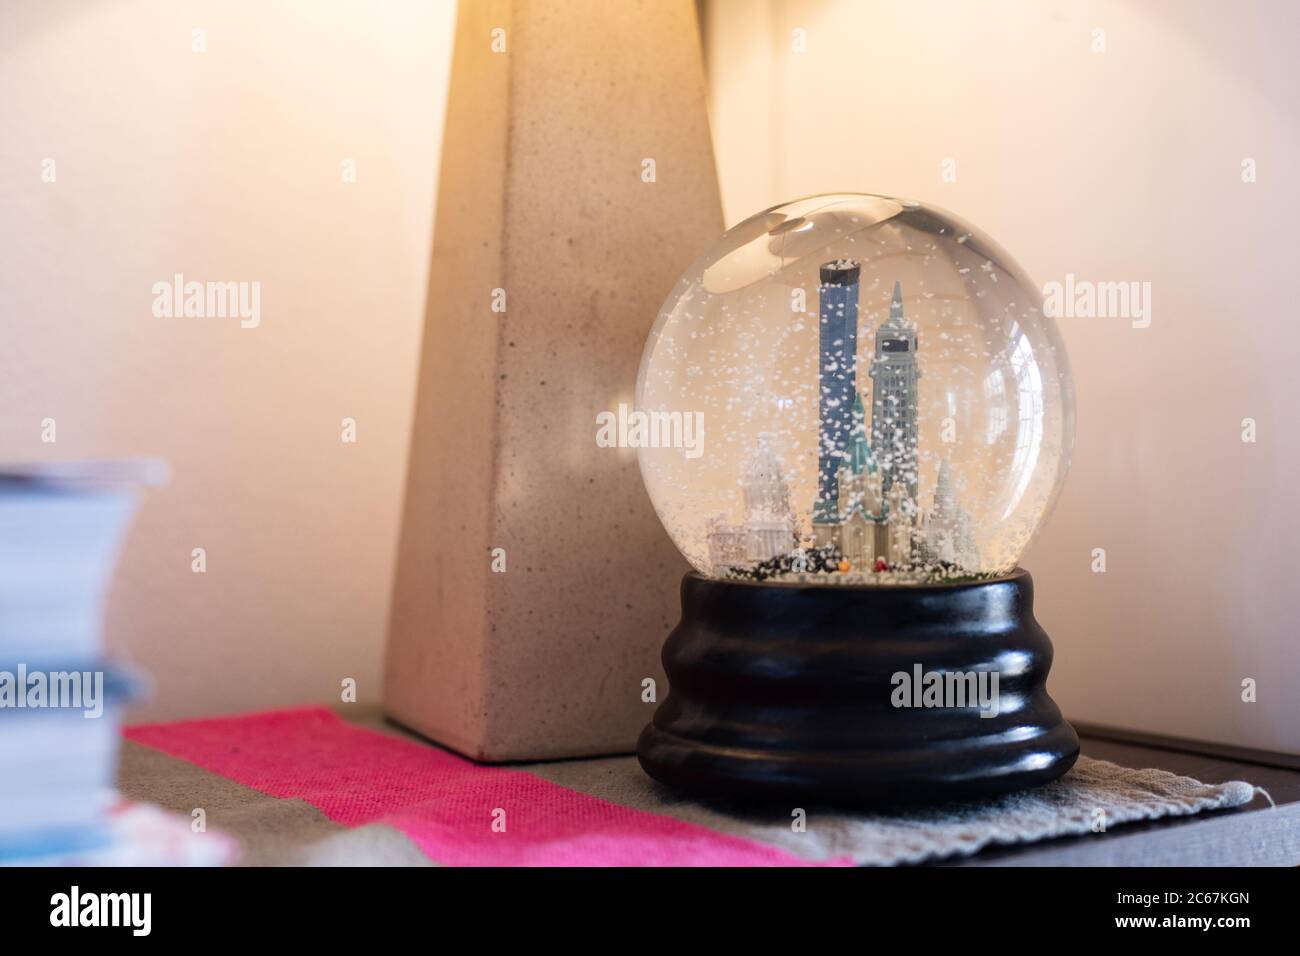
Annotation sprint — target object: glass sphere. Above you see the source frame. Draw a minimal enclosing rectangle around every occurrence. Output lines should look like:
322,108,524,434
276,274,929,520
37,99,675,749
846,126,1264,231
637,193,1074,584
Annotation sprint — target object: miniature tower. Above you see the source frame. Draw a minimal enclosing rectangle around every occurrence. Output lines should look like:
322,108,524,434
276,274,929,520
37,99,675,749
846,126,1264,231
869,281,920,502
815,260,861,521
926,458,958,561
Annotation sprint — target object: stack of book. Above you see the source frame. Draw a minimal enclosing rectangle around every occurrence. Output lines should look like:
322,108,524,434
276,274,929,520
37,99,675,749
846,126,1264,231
0,461,189,864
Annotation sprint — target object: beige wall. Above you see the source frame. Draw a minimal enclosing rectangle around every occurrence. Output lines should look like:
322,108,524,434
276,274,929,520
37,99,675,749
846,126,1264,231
0,1,454,718
5,0,1297,754
704,0,1300,752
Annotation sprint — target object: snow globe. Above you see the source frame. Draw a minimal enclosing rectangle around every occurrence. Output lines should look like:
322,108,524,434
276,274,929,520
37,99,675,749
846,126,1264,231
635,193,1078,803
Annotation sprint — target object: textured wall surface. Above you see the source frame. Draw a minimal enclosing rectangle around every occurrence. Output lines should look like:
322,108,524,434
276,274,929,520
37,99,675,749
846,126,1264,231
0,1,456,719
703,0,1300,754
385,0,723,761
14,0,1285,758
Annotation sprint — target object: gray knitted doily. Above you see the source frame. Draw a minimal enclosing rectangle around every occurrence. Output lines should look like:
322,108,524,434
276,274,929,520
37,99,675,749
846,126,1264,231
573,755,1261,866
825,756,1258,866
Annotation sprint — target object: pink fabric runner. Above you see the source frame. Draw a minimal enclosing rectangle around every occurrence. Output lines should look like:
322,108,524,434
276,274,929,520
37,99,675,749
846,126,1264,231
126,706,842,866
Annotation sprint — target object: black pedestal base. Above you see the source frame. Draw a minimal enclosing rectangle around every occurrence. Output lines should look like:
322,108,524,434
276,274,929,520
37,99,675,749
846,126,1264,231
637,569,1078,806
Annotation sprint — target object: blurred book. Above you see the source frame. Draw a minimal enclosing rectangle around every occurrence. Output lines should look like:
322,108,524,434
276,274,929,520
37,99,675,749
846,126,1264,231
0,461,197,865
0,664,138,858
0,461,165,662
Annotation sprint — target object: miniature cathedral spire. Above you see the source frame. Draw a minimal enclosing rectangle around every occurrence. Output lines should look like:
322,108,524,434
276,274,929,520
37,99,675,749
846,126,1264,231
845,394,877,477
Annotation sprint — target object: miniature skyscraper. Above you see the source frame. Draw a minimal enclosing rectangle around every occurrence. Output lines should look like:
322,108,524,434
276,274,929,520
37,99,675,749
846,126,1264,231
815,260,861,520
869,281,921,502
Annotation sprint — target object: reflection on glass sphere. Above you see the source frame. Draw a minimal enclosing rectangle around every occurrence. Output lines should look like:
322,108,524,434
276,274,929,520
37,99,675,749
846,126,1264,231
637,193,1074,585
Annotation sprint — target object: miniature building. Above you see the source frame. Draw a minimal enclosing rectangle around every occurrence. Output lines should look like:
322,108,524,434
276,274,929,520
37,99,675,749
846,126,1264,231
816,260,861,517
885,481,916,563
918,459,979,569
812,395,914,569
718,272,933,577
869,280,921,502
741,433,797,562
705,515,750,571
705,434,797,572
812,276,923,573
